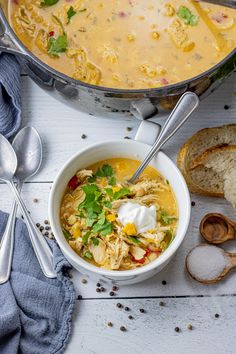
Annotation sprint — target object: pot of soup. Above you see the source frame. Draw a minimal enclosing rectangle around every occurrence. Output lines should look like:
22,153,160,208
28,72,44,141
0,0,236,119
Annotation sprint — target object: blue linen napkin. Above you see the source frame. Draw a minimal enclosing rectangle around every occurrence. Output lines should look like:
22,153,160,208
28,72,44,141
0,53,22,138
0,210,76,354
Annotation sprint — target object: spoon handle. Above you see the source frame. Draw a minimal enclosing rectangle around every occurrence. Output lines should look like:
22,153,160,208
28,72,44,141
200,0,236,9
7,180,56,278
129,92,199,183
0,198,17,284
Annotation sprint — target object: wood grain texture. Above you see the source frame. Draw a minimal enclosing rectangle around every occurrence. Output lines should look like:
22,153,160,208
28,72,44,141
1,73,236,353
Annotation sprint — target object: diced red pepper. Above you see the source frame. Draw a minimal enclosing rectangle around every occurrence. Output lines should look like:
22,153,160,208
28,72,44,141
129,249,152,264
68,175,79,190
49,31,55,37
160,78,170,85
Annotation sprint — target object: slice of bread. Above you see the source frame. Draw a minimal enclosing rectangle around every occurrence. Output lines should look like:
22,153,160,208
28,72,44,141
190,145,236,209
177,124,236,196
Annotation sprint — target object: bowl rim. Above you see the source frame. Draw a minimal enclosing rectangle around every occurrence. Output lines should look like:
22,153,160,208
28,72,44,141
48,139,191,277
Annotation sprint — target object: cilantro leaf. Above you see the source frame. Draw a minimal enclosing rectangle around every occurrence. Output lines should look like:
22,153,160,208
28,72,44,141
63,229,72,240
84,251,93,259
105,188,113,197
91,237,99,246
177,6,198,26
127,236,141,245
109,176,116,186
82,231,91,245
159,211,177,225
41,0,59,7
113,187,131,200
92,221,113,236
104,201,112,209
48,33,67,56
95,164,114,178
79,185,102,213
67,6,76,24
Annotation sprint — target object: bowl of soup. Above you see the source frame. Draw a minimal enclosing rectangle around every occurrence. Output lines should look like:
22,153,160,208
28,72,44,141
49,121,191,284
0,1,236,117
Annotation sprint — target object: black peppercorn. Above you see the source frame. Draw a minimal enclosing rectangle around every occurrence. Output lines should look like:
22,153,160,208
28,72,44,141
44,220,49,225
126,127,132,132
187,324,193,330
215,313,219,318
107,322,113,327
77,295,82,300
45,226,50,231
112,285,118,291
96,288,101,293
162,280,167,285
124,136,131,139
81,134,87,139
109,291,115,296
128,315,133,320
36,223,40,228
224,105,230,110
139,308,145,313
124,306,130,311
100,287,105,292
39,226,44,232
120,326,127,332
191,201,196,207
81,278,87,284
175,327,180,332
116,303,123,308
96,282,101,287
159,301,165,307
44,231,49,237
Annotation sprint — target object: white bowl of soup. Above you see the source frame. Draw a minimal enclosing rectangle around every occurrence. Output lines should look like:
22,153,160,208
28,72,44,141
49,121,191,284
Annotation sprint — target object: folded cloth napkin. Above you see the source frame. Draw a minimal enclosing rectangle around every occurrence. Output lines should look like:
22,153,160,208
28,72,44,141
0,53,22,138
0,211,76,354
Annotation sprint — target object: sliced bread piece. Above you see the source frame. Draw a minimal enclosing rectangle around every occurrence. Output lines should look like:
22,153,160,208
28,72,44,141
177,124,236,196
190,145,236,209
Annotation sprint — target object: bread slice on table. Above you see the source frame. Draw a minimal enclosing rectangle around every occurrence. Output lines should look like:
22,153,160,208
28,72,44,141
190,145,236,209
177,124,236,197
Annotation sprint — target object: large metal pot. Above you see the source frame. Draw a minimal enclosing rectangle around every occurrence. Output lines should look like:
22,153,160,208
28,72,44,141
0,5,236,120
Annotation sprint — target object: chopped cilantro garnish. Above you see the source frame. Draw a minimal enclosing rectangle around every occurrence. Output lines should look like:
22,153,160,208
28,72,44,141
79,185,102,213
159,211,177,225
177,6,198,26
92,220,113,236
96,164,114,178
63,229,72,240
104,201,112,209
128,236,141,245
91,237,99,246
82,231,91,245
48,33,67,56
109,176,116,186
79,8,87,12
41,0,59,7
67,6,76,24
105,188,113,197
84,251,93,259
113,187,131,200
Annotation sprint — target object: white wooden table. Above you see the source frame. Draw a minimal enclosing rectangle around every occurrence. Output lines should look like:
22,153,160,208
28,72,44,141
2,73,236,354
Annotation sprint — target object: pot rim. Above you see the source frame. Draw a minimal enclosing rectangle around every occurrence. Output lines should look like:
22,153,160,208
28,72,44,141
48,139,191,278
1,7,236,95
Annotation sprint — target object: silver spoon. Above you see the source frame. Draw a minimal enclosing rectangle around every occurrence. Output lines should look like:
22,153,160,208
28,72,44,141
0,127,45,283
200,0,236,9
0,133,56,279
128,92,199,184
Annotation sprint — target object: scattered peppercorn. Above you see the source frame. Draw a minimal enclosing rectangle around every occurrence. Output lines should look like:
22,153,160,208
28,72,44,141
51,232,54,237
36,223,40,228
128,315,133,320
215,313,219,318
45,226,50,231
112,286,119,291
224,105,230,110
107,322,113,327
191,201,196,207
124,306,130,311
126,127,132,132
159,301,165,307
162,280,167,285
81,134,87,139
187,324,193,330
44,231,49,237
175,327,180,332
139,308,145,313
120,326,127,332
39,226,44,232
100,287,106,292
33,198,38,203
81,278,87,284
96,283,101,287
109,291,115,296
77,295,83,300
96,288,101,293
116,303,123,309
44,220,49,225
124,136,131,139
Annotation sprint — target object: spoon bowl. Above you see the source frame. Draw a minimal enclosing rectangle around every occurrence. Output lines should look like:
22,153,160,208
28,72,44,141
200,213,236,244
0,135,17,181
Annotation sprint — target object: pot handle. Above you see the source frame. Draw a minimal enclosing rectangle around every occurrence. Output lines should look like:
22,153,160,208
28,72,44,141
0,9,27,56
134,121,161,146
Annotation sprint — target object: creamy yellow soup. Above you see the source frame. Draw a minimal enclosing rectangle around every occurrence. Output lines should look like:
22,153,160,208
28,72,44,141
60,158,178,270
8,0,236,89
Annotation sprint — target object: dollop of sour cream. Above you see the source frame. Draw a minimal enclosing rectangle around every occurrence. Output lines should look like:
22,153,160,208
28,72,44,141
118,202,156,233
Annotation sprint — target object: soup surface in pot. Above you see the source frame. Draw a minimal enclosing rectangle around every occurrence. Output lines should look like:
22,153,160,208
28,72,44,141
60,158,178,271
8,0,236,89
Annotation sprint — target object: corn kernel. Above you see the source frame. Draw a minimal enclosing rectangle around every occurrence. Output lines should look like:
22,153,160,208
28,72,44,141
72,222,81,238
123,223,137,236
107,214,116,222
152,31,160,40
112,186,121,193
127,33,135,42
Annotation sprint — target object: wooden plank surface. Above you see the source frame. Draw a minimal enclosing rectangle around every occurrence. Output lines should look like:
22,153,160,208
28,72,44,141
1,73,236,353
